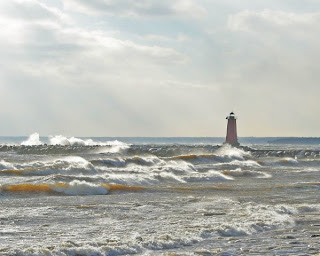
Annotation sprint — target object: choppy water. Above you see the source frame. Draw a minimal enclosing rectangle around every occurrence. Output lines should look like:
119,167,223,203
0,134,320,255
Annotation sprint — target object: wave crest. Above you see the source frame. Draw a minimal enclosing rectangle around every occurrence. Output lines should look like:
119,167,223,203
0,181,145,195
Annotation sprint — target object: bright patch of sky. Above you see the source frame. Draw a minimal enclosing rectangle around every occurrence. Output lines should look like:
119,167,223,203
1,0,320,136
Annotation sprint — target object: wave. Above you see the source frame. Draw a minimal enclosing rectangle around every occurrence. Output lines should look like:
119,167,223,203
210,160,261,170
0,144,129,155
50,135,95,146
215,144,251,160
170,145,251,163
0,157,96,176
126,144,220,157
19,133,130,153
293,167,320,173
250,149,320,159
184,170,234,182
0,181,145,195
169,148,253,166
217,203,296,237
0,155,267,185
99,162,196,185
0,157,197,185
221,168,271,178
12,247,140,256
49,135,128,148
0,160,15,170
296,204,320,213
279,157,299,165
4,200,299,256
91,156,164,167
171,154,223,164
11,136,320,161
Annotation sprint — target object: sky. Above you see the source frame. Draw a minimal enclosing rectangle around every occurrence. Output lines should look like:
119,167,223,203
1,0,320,137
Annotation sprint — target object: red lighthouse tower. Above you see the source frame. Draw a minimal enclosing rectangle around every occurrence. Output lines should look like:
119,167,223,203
225,112,240,146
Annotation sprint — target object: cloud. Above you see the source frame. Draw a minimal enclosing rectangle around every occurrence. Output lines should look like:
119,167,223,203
219,9,320,135
64,0,207,18
0,0,68,23
144,34,190,43
0,0,203,136
0,0,188,80
163,80,219,90
228,9,320,31
226,9,320,76
3,0,320,136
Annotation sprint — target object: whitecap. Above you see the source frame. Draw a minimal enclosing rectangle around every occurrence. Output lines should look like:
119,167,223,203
215,144,251,160
52,180,108,195
222,168,271,179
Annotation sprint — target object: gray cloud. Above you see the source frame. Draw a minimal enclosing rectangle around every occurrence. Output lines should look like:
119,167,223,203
226,9,320,85
0,0,201,136
1,0,320,136
228,9,320,31
0,1,188,76
64,0,207,18
220,9,320,135
0,0,67,22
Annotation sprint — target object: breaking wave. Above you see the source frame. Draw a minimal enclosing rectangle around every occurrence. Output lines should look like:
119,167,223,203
0,157,96,176
212,159,262,169
184,170,234,182
221,168,271,178
49,135,128,148
279,157,299,165
91,156,165,167
1,142,310,197
217,203,296,236
0,181,145,195
215,144,251,160
20,133,129,150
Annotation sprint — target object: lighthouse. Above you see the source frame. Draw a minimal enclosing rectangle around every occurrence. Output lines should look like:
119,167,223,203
225,112,240,146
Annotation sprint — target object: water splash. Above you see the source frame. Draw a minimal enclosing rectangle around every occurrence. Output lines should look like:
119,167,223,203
215,144,250,160
21,133,42,146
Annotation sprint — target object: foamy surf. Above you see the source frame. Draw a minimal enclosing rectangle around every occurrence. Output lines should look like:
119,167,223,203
215,144,251,160
91,155,164,167
1,138,319,255
216,203,296,236
20,133,130,151
0,157,96,176
0,181,145,195
221,168,271,178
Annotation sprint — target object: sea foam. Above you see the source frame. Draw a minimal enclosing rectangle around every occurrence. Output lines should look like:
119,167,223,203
52,180,109,195
20,133,129,150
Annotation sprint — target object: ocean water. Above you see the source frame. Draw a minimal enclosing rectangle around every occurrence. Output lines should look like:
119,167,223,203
0,134,320,255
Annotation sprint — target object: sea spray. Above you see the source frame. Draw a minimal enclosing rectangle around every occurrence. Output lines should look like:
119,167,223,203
21,133,42,146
